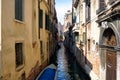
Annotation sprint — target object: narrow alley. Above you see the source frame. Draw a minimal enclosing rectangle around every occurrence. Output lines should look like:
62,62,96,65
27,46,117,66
55,43,90,80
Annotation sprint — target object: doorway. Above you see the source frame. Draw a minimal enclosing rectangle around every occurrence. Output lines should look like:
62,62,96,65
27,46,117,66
102,28,117,80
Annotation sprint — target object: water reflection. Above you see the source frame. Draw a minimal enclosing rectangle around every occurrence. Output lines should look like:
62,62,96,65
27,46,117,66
56,43,90,80
57,44,71,80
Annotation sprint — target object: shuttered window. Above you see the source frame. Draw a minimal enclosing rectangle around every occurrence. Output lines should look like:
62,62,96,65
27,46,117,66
45,14,47,30
83,32,86,44
74,32,79,42
99,0,106,8
15,0,23,21
45,14,49,30
39,9,43,28
96,0,106,14
86,0,91,22
40,41,44,60
47,15,49,30
15,43,24,68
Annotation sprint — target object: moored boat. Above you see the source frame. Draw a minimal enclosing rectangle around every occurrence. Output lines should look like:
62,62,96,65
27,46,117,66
36,64,57,80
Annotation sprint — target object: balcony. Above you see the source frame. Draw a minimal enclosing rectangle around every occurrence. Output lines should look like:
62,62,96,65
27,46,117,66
96,6,106,14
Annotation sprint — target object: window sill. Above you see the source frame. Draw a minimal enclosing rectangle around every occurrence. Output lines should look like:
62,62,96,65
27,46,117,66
16,65,24,72
14,19,25,24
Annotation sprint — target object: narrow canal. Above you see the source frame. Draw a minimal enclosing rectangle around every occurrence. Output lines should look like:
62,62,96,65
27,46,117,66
55,43,91,80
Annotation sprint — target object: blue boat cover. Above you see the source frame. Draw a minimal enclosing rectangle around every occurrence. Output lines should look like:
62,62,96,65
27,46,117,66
38,68,56,80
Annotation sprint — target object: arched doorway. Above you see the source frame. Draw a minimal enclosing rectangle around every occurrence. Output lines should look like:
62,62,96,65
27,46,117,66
101,28,117,80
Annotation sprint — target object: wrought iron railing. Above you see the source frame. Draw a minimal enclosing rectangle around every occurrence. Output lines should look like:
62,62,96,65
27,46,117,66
96,6,106,14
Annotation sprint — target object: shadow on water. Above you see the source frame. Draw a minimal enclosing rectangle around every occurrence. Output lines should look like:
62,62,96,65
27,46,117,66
64,44,92,80
49,43,61,66
62,27,93,80
50,41,92,80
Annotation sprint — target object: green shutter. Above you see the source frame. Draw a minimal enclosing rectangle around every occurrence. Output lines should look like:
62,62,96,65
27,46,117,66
15,0,23,21
19,0,23,21
45,15,49,30
47,15,49,30
39,9,43,28
45,14,47,30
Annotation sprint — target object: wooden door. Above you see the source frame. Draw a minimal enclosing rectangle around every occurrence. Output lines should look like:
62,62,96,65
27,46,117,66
106,49,116,80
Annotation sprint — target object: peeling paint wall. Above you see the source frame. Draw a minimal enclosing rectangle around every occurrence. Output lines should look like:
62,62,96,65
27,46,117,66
1,0,40,79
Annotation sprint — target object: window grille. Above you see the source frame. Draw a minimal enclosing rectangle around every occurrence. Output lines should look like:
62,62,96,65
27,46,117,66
15,43,24,68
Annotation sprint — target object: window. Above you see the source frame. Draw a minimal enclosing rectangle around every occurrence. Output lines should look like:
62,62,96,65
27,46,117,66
75,36,79,42
96,0,106,14
39,9,43,28
88,39,90,51
86,0,91,22
50,22,53,33
15,43,24,68
74,32,79,42
83,32,86,44
40,41,44,60
45,14,49,30
99,0,106,8
15,0,23,21
46,42,49,53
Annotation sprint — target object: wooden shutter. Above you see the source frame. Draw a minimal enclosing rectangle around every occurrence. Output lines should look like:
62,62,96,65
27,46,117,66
100,0,106,8
45,14,47,30
15,0,23,21
19,0,23,21
15,0,19,20
47,15,49,30
39,9,43,28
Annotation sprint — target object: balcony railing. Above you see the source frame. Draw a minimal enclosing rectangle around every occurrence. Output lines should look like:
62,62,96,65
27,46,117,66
96,6,106,14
